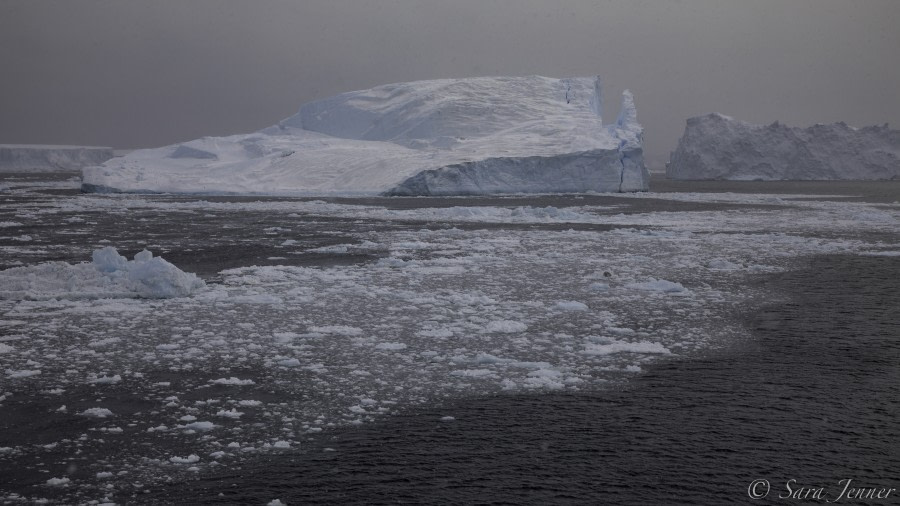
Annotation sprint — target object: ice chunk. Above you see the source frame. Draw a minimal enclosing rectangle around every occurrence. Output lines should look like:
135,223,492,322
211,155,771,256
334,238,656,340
209,377,255,386
625,278,687,293
668,113,900,180
169,454,200,464
83,76,648,195
556,300,589,311
583,340,672,356
484,320,528,333
6,369,41,378
79,407,114,418
374,342,407,351
0,247,205,300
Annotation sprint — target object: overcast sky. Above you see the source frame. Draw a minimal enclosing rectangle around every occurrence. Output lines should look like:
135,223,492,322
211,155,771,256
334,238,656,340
2,0,899,167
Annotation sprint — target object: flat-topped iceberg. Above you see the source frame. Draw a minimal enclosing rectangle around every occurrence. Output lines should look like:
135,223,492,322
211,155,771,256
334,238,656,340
667,113,900,181
83,76,648,195
1,144,114,172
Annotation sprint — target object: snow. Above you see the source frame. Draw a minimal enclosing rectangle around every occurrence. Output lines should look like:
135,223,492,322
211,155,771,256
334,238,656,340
0,247,205,300
82,76,649,195
0,144,114,172
668,113,900,180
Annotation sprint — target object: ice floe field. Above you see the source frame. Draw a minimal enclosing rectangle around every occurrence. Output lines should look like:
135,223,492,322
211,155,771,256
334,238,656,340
1,173,898,504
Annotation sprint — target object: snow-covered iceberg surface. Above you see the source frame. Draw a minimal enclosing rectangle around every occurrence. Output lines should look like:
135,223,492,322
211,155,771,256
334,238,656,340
0,247,205,300
667,113,900,181
83,76,648,195
0,144,114,172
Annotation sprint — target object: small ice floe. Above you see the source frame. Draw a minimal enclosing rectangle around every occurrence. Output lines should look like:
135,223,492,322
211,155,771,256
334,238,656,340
209,377,255,386
582,340,671,356
588,282,610,292
483,320,527,333
523,368,566,390
215,408,244,419
625,278,688,294
6,369,41,379
706,258,743,270
308,325,363,336
374,342,407,351
169,454,200,464
450,369,496,378
45,477,70,487
179,421,216,432
78,407,114,418
89,374,122,385
556,300,589,311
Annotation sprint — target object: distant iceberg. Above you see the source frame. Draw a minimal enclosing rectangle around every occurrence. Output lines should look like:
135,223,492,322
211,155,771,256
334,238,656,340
1,144,114,172
667,113,900,181
83,76,648,195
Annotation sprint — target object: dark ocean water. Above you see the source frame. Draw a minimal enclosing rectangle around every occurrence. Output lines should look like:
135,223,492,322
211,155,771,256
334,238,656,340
151,254,899,505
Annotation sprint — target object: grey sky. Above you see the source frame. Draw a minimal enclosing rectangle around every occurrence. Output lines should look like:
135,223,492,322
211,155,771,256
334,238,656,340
2,0,899,168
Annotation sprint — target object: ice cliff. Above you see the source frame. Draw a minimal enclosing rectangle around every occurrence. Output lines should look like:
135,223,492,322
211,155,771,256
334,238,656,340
0,144,114,172
82,76,648,195
667,113,900,180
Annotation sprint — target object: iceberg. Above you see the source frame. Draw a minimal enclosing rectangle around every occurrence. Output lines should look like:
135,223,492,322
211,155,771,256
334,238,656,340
82,76,648,195
667,113,900,181
1,144,114,172
0,247,205,300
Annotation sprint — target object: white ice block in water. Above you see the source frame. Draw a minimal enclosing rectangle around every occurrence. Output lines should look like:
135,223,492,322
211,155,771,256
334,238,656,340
667,113,900,181
0,144,114,172
0,247,205,300
83,76,649,195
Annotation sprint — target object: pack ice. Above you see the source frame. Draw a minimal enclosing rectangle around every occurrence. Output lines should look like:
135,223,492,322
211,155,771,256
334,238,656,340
82,76,648,195
0,247,205,300
1,144,114,172
667,113,900,180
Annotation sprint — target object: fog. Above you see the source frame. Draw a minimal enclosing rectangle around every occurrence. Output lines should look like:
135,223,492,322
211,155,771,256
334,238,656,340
2,0,898,168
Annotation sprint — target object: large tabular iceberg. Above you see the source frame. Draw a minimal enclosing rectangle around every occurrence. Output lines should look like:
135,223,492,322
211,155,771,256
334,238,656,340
82,76,648,195
667,113,900,180
1,144,114,172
